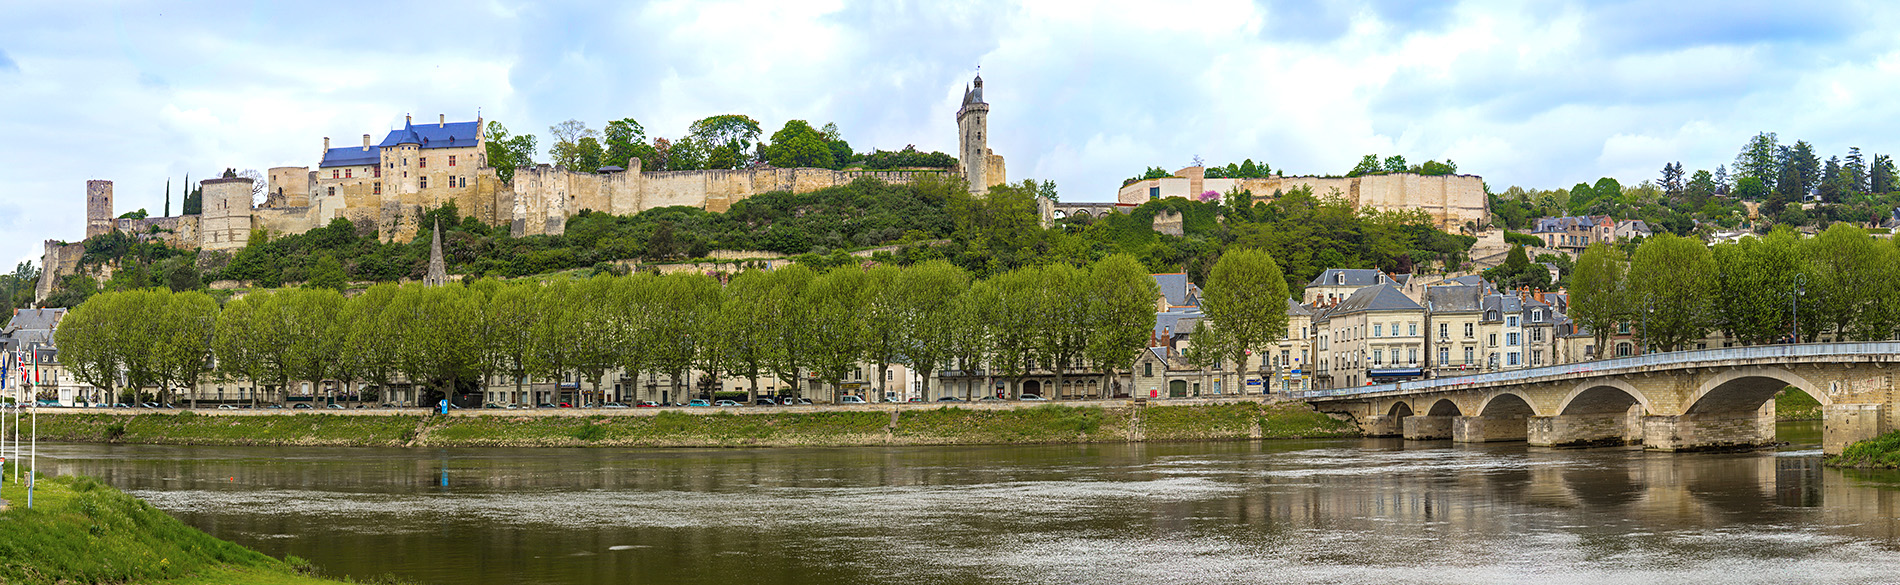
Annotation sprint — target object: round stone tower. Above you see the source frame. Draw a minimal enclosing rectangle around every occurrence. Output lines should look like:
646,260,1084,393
957,74,990,194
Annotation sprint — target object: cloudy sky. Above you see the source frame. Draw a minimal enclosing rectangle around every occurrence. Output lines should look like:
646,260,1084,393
4,0,1899,266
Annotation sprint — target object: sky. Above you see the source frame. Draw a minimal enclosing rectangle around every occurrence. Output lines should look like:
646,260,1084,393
5,0,1900,267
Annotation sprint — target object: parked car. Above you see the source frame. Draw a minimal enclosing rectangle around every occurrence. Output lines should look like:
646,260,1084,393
327,403,346,410
217,404,238,410
687,399,712,407
839,395,868,404
1020,394,1047,401
779,397,812,406
557,402,575,408
111,403,131,408
936,396,965,402
292,403,313,409
978,396,1004,401
483,403,505,409
907,397,925,403
635,401,661,408
601,402,631,409
714,399,741,407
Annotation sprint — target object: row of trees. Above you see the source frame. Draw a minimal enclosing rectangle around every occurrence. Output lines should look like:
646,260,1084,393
58,254,1248,405
1567,224,1900,357
502,116,960,178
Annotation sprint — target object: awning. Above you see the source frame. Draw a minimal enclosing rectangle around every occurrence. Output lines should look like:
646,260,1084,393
1366,368,1425,378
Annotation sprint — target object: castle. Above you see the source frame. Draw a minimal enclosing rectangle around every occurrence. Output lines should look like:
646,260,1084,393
39,75,1008,301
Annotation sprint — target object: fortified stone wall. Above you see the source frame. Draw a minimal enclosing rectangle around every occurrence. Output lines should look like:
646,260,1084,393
1116,170,1489,231
35,241,84,301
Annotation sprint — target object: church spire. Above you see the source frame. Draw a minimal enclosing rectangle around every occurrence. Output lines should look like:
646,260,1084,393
424,220,449,287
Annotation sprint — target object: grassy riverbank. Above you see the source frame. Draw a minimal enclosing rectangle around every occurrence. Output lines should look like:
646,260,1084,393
1828,430,1900,468
0,463,350,584
30,402,1359,448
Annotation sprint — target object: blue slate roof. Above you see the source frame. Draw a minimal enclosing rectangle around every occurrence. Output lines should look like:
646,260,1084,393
380,120,481,150
1152,273,1199,307
319,119,481,168
320,146,380,168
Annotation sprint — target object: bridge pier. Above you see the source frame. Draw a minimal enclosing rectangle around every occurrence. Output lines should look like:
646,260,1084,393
1362,415,1405,437
1451,415,1527,443
1402,415,1453,440
1824,403,1888,455
1641,410,1775,452
1527,408,1642,448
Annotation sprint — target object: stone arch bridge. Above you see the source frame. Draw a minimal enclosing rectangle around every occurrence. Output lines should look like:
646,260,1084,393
1297,343,1900,455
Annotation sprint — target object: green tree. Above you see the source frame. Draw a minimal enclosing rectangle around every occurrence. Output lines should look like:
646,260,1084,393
483,280,543,405
1627,234,1716,351
1734,132,1781,191
715,270,776,402
1202,248,1289,394
304,254,346,292
390,283,482,405
687,114,763,170
54,291,127,405
645,273,720,402
1570,243,1625,359
603,118,655,170
765,120,835,169
484,122,538,183
156,291,218,408
547,119,600,171
761,265,816,398
1348,155,1381,177
1733,176,1770,202
344,284,403,405
1030,263,1090,400
860,265,906,398
1803,224,1887,341
1381,155,1407,173
1084,255,1161,398
806,266,869,400
1711,230,1803,345
948,279,999,399
895,260,971,401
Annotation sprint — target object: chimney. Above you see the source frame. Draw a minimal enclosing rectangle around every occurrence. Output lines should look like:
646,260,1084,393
324,137,330,151
439,114,445,127
363,134,372,150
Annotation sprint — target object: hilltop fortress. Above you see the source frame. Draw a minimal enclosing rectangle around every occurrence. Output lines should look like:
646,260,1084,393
38,73,1488,300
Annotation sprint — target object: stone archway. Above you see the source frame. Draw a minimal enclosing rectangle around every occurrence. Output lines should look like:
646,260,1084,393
1534,380,1649,448
1404,398,1463,440
1458,393,1532,443
1022,380,1042,399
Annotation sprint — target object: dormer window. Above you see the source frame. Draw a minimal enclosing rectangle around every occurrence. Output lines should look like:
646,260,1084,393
1335,273,1345,285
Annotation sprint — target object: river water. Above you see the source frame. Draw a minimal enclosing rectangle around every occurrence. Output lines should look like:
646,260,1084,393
30,421,1900,584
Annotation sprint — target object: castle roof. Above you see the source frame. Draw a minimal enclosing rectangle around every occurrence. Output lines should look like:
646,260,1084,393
319,118,482,168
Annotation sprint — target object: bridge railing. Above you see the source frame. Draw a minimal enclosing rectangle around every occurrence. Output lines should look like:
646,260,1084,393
1290,342,1900,400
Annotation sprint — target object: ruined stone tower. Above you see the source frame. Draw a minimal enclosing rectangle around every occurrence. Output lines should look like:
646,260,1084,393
85,180,113,238
958,74,992,195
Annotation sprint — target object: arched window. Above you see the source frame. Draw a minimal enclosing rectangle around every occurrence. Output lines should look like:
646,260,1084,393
1616,342,1633,357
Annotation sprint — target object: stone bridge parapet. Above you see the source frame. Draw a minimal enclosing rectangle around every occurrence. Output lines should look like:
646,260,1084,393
1301,342,1900,455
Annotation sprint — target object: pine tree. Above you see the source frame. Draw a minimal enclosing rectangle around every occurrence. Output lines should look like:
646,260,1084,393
164,179,171,217
1845,147,1867,194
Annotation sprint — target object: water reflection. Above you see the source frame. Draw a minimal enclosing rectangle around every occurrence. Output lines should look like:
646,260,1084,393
35,421,1900,585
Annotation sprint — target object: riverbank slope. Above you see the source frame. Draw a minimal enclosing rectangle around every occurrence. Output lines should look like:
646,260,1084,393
28,402,1358,448
1828,430,1900,468
0,463,348,584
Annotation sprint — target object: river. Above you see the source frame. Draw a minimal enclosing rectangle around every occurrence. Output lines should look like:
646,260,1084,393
30,421,1900,584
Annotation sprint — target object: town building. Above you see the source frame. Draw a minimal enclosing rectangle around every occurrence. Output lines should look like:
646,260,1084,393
1529,215,1615,251
1313,283,1428,389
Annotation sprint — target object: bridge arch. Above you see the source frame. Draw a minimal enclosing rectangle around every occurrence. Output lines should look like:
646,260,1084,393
1477,393,1535,417
1387,401,1414,418
1425,398,1461,416
1557,379,1652,416
1685,366,1828,415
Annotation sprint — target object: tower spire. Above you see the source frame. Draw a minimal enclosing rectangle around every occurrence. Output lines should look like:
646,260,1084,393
424,220,449,287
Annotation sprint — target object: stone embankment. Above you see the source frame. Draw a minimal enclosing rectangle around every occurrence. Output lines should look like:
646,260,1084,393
31,400,1358,448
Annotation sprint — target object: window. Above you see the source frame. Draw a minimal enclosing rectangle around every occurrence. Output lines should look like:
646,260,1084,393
420,177,428,189
1616,342,1633,357
326,187,335,197
373,166,381,178
1407,349,1417,365
1374,324,1383,337
1373,349,1384,366
1617,322,1631,335
1507,316,1519,327
1464,347,1474,364
1149,186,1160,199
460,176,468,188
1507,352,1520,366
1464,323,1474,337
403,157,408,167
345,169,352,178
1533,309,1544,321
1531,350,1543,365
449,155,457,167
1144,362,1153,377
1489,333,1498,346
373,182,381,195
1507,332,1520,346
1439,323,1449,338
332,169,339,179
1408,323,1417,337
420,157,428,168
1532,329,1544,342
1438,347,1449,364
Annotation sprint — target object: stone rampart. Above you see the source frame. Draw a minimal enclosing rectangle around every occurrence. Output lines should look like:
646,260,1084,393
1117,171,1489,231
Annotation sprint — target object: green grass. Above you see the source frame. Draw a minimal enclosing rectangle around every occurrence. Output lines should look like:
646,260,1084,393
419,410,893,447
1829,430,1900,468
1776,388,1823,421
0,463,350,584
35,412,418,446
1141,403,1360,441
892,405,1128,444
